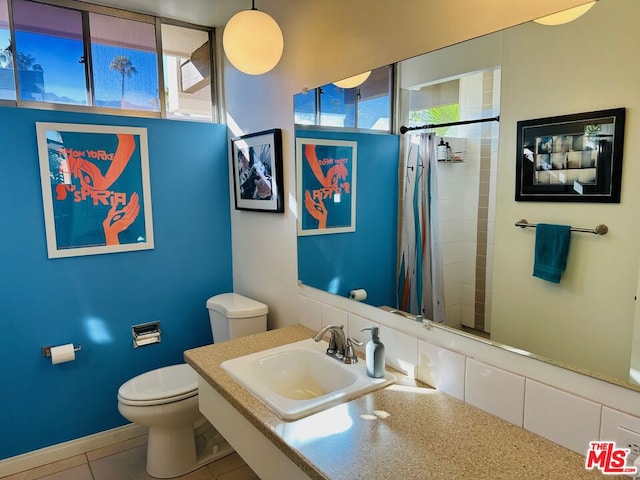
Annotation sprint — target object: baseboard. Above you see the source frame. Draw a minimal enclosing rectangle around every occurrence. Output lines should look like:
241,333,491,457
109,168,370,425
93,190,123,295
0,424,147,478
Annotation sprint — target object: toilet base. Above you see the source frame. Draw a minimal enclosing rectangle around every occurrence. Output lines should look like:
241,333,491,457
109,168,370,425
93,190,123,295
145,416,234,478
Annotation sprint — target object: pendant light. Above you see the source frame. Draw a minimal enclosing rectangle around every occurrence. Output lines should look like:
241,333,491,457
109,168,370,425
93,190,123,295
534,1,596,26
333,71,372,89
222,0,284,75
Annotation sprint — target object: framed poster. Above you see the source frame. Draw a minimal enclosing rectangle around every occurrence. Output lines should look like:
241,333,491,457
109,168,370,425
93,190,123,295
36,122,154,258
296,138,357,236
515,108,625,202
231,128,284,213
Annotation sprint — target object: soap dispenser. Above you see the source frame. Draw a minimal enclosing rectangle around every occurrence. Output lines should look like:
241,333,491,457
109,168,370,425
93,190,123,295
360,327,385,378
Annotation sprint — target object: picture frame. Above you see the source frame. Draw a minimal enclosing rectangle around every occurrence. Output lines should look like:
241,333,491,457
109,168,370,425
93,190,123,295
515,108,625,202
231,128,284,213
36,122,154,259
296,138,357,236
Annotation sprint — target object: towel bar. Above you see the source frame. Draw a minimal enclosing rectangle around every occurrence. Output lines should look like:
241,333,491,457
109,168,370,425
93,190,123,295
515,219,608,235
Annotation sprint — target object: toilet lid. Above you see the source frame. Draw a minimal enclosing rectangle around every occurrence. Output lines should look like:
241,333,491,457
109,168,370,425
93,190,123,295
118,364,198,406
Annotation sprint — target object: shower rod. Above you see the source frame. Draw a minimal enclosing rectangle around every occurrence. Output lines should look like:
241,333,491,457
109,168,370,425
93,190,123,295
399,115,500,134
515,219,608,235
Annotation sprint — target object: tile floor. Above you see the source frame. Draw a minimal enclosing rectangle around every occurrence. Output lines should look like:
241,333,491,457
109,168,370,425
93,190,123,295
2,435,259,480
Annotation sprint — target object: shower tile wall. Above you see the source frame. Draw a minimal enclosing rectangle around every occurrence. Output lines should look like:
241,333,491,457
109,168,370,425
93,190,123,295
435,70,499,331
398,70,499,330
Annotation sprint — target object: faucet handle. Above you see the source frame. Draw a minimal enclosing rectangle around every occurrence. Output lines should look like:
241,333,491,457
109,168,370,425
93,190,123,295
343,337,362,364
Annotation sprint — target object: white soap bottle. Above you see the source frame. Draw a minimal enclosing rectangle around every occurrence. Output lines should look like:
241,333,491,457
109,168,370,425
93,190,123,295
360,327,385,378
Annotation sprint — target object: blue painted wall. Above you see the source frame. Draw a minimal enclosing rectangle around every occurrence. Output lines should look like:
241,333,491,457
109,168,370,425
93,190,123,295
296,130,399,308
0,106,232,459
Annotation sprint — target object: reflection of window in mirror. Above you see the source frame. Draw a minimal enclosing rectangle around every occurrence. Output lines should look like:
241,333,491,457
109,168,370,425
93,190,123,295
294,65,392,132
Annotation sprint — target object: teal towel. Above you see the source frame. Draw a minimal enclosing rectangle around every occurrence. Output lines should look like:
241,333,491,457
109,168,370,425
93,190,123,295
533,224,571,283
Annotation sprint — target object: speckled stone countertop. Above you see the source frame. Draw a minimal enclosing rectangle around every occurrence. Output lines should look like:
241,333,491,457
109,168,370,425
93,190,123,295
184,325,618,480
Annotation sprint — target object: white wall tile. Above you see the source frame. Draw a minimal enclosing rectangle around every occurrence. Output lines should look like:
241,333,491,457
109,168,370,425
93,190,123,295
298,295,321,331
601,407,640,446
439,221,465,244
418,340,465,400
321,304,348,329
460,304,474,327
444,282,461,305
347,313,378,350
379,325,418,376
461,242,477,264
438,199,464,222
443,263,462,285
445,304,461,326
524,379,601,455
463,218,478,241
461,283,475,306
465,358,525,426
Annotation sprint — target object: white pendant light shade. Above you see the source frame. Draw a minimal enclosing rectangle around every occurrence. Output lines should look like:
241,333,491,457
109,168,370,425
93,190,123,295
333,71,372,89
223,9,284,75
534,1,596,25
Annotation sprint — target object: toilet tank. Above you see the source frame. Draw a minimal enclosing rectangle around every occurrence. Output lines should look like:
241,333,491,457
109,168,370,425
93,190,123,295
206,293,268,343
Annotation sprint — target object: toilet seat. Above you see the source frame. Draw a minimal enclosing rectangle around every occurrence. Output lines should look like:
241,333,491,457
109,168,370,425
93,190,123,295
118,364,198,407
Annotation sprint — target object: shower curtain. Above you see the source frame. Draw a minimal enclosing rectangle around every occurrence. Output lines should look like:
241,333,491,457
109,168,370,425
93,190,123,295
397,133,446,323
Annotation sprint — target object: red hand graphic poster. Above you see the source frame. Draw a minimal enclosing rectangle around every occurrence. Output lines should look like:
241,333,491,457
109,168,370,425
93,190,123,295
296,138,357,236
36,123,154,258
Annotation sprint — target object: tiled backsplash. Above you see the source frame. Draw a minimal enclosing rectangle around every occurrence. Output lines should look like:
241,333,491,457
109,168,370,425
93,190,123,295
299,288,640,457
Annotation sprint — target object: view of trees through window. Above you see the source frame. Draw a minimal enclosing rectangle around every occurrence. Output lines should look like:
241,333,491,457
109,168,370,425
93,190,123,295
0,0,213,121
90,12,159,111
409,103,460,137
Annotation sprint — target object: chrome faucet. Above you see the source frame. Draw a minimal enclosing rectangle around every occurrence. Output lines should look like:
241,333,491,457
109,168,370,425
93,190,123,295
312,325,361,364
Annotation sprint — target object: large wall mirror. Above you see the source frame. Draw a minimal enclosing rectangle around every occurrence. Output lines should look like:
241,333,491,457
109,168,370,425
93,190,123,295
295,0,640,391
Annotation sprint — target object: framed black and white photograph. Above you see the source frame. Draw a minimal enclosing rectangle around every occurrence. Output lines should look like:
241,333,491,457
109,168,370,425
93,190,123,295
231,128,284,213
515,108,625,202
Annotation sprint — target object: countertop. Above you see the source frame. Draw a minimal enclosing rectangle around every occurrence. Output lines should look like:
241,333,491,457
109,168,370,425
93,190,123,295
184,325,618,479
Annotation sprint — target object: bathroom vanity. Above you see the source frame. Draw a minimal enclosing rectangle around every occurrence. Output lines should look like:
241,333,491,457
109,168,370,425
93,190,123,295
184,325,614,479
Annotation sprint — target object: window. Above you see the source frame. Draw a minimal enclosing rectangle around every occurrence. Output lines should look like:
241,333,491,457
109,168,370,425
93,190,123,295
161,23,212,121
0,0,15,100
12,0,86,104
90,13,159,111
1,0,215,121
294,65,393,132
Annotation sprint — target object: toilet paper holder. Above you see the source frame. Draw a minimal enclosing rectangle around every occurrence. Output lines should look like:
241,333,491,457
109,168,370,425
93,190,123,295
41,344,82,357
132,321,162,348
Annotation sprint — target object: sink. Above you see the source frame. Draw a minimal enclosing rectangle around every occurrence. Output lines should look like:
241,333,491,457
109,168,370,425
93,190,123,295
221,338,396,420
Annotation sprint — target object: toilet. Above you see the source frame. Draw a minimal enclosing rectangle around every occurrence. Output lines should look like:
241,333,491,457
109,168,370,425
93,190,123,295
117,293,268,478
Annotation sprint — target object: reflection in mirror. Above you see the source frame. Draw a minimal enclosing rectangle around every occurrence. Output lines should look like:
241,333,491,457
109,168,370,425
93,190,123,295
296,0,640,391
294,66,392,132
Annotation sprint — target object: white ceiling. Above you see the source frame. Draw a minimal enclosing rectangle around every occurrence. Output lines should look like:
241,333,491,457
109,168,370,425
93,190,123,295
81,0,242,27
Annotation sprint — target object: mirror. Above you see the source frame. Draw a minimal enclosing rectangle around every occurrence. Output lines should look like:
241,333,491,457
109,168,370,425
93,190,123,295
295,0,640,391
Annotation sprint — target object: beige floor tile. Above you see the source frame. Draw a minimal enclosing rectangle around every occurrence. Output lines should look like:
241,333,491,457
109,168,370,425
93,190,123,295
216,465,259,480
90,445,152,480
86,434,148,462
206,453,246,477
89,445,214,480
38,465,93,480
173,467,214,480
2,455,87,480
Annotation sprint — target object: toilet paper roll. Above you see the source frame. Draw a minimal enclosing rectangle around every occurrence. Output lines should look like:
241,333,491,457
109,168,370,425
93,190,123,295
50,344,76,365
349,289,368,302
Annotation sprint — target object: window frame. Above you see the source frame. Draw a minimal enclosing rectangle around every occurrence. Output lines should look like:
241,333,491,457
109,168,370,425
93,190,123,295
294,64,395,134
0,0,217,121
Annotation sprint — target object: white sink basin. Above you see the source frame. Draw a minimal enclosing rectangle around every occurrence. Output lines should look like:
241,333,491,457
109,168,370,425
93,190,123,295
221,338,396,420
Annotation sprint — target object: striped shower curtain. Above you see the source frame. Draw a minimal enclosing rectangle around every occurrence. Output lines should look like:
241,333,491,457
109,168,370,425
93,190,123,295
397,133,446,323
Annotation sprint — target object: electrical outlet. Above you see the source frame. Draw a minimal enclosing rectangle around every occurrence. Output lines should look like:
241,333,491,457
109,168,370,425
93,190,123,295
619,426,640,461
